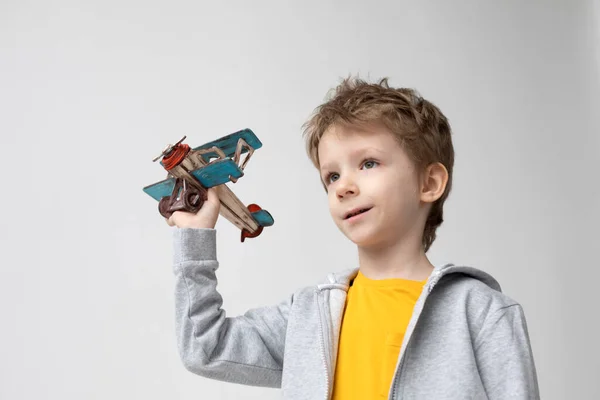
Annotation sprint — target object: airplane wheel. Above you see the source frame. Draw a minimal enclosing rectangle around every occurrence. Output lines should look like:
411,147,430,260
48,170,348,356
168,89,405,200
158,186,206,219
241,226,264,242
158,197,173,219
182,189,204,213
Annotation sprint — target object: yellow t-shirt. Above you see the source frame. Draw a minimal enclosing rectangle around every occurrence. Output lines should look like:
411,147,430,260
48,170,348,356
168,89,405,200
331,270,427,399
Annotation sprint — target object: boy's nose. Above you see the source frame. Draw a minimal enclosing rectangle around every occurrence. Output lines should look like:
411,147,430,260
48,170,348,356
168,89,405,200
336,177,359,199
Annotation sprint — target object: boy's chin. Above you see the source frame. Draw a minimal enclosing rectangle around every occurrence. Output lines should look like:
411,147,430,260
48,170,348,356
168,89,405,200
345,230,385,249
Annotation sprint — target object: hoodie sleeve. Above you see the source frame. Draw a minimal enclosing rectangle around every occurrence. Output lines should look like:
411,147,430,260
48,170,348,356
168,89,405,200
474,304,540,399
172,228,290,388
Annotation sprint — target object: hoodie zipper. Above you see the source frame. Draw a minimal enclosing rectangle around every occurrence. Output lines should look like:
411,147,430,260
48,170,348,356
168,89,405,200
316,279,351,400
388,270,442,400
316,291,331,400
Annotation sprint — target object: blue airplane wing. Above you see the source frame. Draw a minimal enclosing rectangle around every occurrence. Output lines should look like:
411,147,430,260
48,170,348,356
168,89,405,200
193,128,262,163
190,158,244,187
143,159,244,202
143,177,176,201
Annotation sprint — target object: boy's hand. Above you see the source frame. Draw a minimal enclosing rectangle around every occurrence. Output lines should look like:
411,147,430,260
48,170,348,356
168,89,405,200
166,186,221,229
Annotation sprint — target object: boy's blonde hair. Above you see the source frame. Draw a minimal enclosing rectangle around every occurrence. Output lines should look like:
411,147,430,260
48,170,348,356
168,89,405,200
302,76,455,252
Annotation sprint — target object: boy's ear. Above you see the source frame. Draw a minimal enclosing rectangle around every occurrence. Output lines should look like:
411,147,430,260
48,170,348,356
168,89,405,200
420,162,448,204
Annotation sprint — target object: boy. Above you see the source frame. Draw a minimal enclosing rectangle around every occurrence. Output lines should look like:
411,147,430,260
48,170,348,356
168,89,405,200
165,77,540,399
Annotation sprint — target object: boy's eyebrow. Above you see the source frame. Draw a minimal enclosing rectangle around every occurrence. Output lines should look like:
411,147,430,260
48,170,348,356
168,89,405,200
320,147,385,172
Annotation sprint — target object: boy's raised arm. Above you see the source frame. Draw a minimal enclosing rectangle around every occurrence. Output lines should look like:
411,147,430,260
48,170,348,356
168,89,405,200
172,227,291,388
474,304,540,399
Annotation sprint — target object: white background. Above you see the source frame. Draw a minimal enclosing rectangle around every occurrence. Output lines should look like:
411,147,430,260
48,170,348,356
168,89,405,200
1,1,598,399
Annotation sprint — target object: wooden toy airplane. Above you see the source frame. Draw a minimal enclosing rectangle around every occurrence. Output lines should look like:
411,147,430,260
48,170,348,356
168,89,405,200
143,128,274,242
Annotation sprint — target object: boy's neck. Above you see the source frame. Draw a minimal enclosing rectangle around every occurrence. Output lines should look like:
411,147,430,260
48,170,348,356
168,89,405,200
357,237,434,282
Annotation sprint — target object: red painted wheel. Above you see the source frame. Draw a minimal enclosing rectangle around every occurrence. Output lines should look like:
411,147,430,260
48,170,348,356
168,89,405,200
240,203,264,242
241,226,264,242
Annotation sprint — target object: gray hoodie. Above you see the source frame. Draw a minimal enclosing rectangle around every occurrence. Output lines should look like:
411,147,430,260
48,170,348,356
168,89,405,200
172,228,540,399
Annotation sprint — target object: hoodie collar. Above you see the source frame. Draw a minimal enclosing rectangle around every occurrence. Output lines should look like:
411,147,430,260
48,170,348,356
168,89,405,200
322,263,502,293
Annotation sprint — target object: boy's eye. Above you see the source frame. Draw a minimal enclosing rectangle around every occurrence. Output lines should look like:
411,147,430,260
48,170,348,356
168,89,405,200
326,173,339,184
324,160,378,185
362,160,378,169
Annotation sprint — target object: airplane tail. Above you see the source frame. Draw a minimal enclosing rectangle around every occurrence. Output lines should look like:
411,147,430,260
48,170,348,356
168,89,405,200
241,204,274,242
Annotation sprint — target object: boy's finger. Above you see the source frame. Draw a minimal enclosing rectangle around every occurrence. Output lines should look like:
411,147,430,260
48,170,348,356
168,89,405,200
206,187,215,200
207,186,220,203
166,215,176,227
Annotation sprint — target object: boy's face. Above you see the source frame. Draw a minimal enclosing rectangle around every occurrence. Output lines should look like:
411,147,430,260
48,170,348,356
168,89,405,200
317,124,425,249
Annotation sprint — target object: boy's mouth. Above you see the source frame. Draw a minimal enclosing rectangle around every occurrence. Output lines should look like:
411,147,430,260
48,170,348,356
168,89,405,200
344,207,373,220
